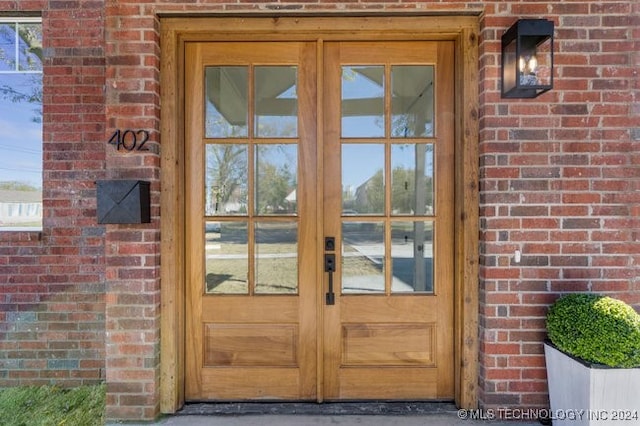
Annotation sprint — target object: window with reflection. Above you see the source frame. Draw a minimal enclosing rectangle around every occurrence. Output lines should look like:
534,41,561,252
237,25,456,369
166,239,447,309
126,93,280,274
341,66,384,138
391,144,434,216
391,65,434,138
205,66,248,138
342,144,384,215
255,144,297,215
205,144,248,216
205,221,249,294
338,61,438,296
255,66,298,138
391,221,434,293
203,63,300,296
342,221,385,293
255,222,298,294
0,19,43,231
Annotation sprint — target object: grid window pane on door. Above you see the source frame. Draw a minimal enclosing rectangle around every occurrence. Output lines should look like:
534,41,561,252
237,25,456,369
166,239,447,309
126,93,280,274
339,63,436,295
254,66,298,138
204,64,300,295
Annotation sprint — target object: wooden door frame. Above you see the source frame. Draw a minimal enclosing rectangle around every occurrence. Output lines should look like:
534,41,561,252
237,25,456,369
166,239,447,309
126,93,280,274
159,15,479,414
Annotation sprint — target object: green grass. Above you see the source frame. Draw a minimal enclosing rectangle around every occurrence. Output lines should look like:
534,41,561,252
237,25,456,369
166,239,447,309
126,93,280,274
0,384,105,426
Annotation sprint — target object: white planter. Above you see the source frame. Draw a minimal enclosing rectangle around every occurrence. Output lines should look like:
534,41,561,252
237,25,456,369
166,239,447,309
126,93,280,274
544,342,640,426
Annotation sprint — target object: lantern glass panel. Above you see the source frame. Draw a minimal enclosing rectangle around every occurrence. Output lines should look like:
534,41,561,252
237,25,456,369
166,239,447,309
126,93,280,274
530,37,552,87
502,38,517,94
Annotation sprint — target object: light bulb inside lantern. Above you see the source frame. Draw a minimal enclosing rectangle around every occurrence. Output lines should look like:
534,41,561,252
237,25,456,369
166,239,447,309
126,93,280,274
518,54,540,86
527,55,538,74
519,55,538,75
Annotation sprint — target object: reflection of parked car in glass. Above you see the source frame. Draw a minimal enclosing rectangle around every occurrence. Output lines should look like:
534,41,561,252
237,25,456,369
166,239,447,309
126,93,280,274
205,222,221,233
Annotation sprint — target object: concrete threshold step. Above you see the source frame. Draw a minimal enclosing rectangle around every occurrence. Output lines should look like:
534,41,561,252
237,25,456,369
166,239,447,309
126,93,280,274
176,401,459,416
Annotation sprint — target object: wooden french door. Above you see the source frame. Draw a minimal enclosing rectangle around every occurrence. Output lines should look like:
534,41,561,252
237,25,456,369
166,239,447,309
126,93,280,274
322,41,454,399
185,40,454,401
184,41,318,400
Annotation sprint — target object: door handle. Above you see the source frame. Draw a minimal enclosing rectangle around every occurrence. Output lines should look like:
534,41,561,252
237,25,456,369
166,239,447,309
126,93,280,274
324,253,336,305
325,237,336,305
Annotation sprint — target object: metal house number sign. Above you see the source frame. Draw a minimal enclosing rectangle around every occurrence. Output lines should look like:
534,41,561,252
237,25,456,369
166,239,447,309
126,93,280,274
108,129,150,152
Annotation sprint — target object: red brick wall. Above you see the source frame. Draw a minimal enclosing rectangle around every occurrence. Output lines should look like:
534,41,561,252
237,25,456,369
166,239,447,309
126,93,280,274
0,0,107,389
479,2,640,408
103,1,162,419
1,0,638,422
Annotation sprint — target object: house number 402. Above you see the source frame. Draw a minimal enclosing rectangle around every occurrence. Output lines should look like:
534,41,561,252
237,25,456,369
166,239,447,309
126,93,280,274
108,129,150,151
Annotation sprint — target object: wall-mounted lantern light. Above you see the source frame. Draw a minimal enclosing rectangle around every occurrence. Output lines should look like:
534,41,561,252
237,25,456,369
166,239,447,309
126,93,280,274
501,19,554,98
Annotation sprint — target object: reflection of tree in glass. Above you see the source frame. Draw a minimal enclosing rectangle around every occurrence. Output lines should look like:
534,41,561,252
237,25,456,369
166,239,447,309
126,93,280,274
392,167,433,214
255,120,296,138
206,145,247,215
0,23,42,122
256,145,296,214
205,106,248,138
352,166,433,215
355,169,384,214
392,114,433,138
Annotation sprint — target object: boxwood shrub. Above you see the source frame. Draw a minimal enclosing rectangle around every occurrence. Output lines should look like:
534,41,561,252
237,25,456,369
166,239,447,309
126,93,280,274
546,293,640,368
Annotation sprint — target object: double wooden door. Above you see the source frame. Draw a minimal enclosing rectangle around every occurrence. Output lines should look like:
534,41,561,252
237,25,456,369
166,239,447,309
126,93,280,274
185,40,454,401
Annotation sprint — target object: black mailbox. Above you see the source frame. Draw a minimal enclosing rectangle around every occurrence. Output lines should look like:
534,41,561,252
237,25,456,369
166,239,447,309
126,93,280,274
97,180,151,224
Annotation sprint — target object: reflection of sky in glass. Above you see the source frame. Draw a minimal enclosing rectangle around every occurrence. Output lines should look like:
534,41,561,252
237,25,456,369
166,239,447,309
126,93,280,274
255,66,297,138
342,144,384,191
0,24,16,72
0,21,42,187
341,66,384,138
391,144,434,177
0,22,42,72
256,144,297,171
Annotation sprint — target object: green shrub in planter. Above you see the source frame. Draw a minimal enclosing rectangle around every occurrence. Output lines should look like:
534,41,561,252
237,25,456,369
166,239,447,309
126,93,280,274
546,293,640,368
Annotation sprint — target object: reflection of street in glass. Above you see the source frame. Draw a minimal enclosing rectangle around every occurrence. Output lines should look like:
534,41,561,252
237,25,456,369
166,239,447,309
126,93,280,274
342,230,434,293
205,223,298,294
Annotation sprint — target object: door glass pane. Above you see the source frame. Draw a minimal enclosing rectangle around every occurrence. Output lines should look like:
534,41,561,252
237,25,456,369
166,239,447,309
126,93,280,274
391,221,433,293
342,144,384,215
391,66,434,138
205,144,248,216
205,221,248,294
391,144,434,216
342,222,384,293
205,67,248,138
255,66,297,138
255,222,298,294
341,66,384,138
255,144,297,215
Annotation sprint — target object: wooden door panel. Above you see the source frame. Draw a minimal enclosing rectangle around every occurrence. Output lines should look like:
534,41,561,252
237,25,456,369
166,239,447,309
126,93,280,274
204,324,299,367
200,368,303,400
342,323,436,366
